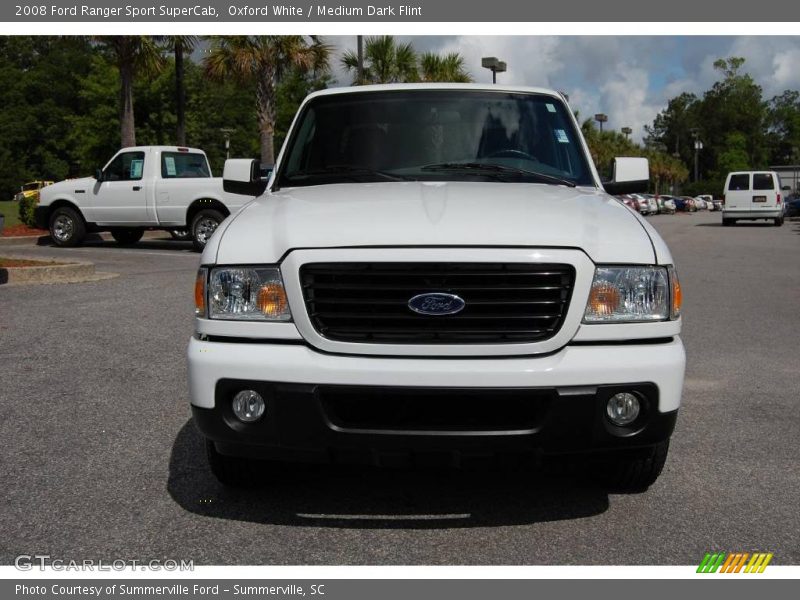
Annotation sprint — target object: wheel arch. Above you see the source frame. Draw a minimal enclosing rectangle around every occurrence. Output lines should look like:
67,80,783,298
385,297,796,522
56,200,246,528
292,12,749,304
186,198,230,227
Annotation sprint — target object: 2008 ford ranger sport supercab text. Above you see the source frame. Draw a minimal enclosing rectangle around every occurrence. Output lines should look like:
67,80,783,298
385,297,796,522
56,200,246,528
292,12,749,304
188,84,686,491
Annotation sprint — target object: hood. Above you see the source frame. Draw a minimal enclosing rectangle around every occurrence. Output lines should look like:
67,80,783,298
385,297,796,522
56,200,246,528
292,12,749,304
212,181,656,265
40,177,95,200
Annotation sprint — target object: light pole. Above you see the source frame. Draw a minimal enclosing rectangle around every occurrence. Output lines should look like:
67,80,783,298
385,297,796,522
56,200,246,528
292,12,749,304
221,128,234,160
481,57,507,84
621,126,632,139
594,113,608,133
693,138,704,183
356,35,364,84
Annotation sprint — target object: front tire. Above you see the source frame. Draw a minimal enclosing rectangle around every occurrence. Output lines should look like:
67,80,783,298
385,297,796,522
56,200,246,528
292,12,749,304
191,209,225,252
593,440,670,492
110,228,144,245
49,206,86,247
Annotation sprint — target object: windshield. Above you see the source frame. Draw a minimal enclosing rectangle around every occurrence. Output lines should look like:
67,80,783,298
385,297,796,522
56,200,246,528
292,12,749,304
276,90,595,188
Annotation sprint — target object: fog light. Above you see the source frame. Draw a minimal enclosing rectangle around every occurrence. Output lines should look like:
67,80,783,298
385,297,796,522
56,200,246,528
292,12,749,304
231,390,265,423
606,392,640,426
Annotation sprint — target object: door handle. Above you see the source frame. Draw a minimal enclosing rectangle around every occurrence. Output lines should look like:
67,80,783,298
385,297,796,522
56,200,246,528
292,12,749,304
132,186,141,191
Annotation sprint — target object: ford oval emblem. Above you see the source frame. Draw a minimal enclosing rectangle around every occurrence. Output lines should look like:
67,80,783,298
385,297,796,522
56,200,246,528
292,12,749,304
408,293,465,316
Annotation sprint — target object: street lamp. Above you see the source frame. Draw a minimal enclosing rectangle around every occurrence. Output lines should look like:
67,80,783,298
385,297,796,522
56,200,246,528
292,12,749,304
693,138,704,183
220,128,234,160
594,113,608,133
481,57,507,84
621,126,632,139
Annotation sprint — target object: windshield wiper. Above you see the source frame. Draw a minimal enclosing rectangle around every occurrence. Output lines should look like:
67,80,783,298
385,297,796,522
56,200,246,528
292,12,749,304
421,162,577,187
287,165,413,183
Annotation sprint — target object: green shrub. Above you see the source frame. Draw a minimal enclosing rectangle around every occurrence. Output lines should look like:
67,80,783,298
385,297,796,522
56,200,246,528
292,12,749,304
18,194,39,227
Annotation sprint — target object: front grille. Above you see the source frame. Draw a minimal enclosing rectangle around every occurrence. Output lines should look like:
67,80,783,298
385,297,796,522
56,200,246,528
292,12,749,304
300,262,575,344
320,385,554,432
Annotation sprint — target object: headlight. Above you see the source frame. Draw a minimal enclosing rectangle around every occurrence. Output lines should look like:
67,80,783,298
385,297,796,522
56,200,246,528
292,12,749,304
206,266,291,321
583,266,672,323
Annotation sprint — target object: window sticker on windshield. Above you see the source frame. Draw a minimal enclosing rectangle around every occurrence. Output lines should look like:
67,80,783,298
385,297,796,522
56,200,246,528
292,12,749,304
129,159,144,179
546,103,557,113
555,129,570,143
165,156,177,176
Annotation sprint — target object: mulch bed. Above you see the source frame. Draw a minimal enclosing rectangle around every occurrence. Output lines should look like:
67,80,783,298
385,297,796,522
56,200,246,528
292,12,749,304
0,224,48,237
0,257,67,268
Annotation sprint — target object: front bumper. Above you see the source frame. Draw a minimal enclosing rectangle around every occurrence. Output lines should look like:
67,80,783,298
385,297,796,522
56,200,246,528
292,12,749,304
187,336,685,462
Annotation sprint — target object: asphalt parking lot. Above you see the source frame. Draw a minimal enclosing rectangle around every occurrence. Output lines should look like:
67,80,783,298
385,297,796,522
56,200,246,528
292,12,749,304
1,211,798,566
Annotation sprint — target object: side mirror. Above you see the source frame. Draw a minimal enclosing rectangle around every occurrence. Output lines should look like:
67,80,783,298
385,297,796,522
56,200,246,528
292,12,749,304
603,157,649,195
223,159,267,196
94,168,104,182
781,185,791,191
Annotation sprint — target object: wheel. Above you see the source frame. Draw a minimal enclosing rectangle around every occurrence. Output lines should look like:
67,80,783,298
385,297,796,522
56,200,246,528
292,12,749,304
774,217,784,227
169,229,192,241
110,228,144,245
205,439,265,488
49,206,86,247
191,209,225,252
722,218,736,226
592,440,670,492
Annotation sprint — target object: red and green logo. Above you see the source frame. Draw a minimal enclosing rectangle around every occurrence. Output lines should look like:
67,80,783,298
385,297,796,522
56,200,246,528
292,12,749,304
697,552,773,573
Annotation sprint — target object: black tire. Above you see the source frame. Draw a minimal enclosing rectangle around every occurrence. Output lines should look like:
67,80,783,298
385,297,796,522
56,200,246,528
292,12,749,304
774,217,784,227
110,228,144,245
169,229,192,241
205,439,266,488
49,206,86,247
592,440,670,493
722,218,735,227
191,209,225,252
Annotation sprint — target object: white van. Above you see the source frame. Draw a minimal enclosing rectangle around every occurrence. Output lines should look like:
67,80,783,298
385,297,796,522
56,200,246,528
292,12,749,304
722,171,784,226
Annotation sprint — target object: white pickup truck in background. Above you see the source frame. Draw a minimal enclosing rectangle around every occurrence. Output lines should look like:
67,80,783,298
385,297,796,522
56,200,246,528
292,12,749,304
35,146,262,251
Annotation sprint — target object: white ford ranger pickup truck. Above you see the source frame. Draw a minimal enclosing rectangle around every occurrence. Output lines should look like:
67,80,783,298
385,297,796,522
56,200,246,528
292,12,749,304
188,84,686,491
35,146,260,251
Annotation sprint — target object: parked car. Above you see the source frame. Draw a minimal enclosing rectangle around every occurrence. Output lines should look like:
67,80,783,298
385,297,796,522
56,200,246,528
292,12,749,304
696,194,714,210
656,195,676,214
636,194,659,215
783,194,800,218
14,180,53,202
189,84,685,492
681,196,698,212
36,146,262,250
616,194,641,212
672,196,691,212
692,197,707,210
722,171,784,226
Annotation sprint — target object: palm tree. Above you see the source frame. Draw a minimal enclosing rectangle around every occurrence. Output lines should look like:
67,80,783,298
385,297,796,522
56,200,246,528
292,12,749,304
163,36,198,146
204,36,331,164
94,36,165,147
419,52,472,83
341,35,418,84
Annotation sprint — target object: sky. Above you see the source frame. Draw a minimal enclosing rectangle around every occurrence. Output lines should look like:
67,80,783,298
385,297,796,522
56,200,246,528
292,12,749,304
325,36,800,142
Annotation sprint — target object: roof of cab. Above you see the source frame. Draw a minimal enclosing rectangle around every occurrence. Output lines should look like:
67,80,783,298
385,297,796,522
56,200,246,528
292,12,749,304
305,83,565,101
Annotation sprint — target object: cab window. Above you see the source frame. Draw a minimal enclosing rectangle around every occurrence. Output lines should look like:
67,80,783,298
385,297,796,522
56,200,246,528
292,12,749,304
104,152,145,181
161,152,211,178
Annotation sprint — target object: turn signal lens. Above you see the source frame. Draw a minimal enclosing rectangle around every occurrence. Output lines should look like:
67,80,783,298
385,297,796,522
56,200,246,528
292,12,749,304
257,282,289,318
670,266,682,319
194,268,207,317
588,281,622,318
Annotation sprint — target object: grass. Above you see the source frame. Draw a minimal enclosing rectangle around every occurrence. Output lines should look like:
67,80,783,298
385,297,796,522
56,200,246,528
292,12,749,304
0,200,21,227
